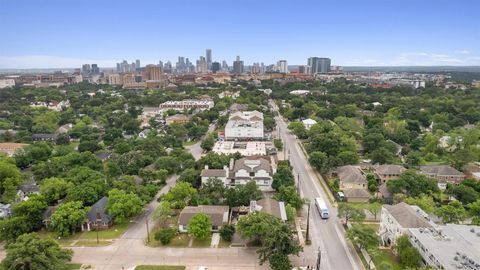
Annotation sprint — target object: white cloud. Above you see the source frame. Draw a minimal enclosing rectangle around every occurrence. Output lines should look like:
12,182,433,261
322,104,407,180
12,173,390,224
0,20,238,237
390,52,466,66
0,55,118,69
454,49,471,54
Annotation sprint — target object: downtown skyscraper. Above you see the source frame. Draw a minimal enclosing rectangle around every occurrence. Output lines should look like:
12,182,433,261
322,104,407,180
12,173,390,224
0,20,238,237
307,57,331,74
206,49,212,71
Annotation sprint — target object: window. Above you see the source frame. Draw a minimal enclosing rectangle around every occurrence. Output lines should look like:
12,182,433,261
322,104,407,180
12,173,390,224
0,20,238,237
250,172,255,177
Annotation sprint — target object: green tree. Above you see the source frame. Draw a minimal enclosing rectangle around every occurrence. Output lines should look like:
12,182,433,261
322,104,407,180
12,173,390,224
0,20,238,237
225,181,262,207
107,188,144,223
405,194,435,213
346,224,379,250
188,213,212,240
0,159,23,203
162,181,197,209
272,164,295,190
237,212,282,243
370,147,395,164
257,222,302,268
12,195,48,231
50,201,87,237
153,200,173,228
199,178,226,205
273,185,305,209
0,216,31,243
0,233,73,270
219,224,236,241
338,203,365,224
40,177,72,205
154,228,177,245
178,168,200,187
309,151,331,173
273,139,283,151
435,200,466,224
365,202,382,220
367,173,379,193
268,253,291,270
200,136,215,151
395,235,422,268
468,200,480,225
338,151,359,165
387,170,439,197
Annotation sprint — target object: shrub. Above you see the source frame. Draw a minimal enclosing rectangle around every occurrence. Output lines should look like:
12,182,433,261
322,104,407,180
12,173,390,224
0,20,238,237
154,228,177,245
219,224,235,241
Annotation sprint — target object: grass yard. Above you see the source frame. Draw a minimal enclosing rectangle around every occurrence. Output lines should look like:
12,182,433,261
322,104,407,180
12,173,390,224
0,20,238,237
168,234,190,247
218,238,231,248
74,240,112,246
81,222,129,239
37,230,80,246
65,264,82,270
191,237,211,248
135,266,185,270
370,248,402,270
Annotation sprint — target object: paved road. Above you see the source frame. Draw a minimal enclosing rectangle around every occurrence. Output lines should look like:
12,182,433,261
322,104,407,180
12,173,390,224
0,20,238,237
186,123,216,160
271,100,363,270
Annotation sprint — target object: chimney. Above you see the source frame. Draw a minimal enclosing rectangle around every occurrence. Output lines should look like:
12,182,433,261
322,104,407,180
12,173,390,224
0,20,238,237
229,158,234,170
204,165,209,170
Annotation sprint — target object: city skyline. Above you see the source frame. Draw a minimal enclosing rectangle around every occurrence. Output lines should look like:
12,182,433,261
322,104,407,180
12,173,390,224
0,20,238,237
1,0,479,68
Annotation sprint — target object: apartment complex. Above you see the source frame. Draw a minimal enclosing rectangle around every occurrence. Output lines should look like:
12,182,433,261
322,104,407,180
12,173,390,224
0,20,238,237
159,99,214,111
224,111,264,141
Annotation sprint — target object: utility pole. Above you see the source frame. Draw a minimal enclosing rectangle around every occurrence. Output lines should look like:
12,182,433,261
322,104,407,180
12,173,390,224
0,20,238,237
297,172,300,195
306,203,311,244
316,247,322,270
146,217,150,243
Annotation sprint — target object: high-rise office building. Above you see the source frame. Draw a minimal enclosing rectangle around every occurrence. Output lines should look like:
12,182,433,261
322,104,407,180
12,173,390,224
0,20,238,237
222,60,229,71
176,57,186,73
206,49,212,70
211,62,221,73
158,61,163,69
91,64,100,75
251,63,261,74
144,64,163,80
81,64,91,75
135,59,141,69
196,56,208,73
277,60,288,73
307,57,331,74
233,56,244,74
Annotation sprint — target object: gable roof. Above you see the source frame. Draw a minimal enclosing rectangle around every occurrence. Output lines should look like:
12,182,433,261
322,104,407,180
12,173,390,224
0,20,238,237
234,157,272,174
178,205,229,227
201,169,227,178
383,202,434,228
19,184,40,193
374,164,406,175
86,197,111,224
337,165,367,184
342,188,371,199
419,165,464,176
256,197,287,221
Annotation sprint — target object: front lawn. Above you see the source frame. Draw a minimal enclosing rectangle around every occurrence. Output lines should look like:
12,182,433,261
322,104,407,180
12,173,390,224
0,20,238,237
168,234,190,247
135,266,185,270
74,240,112,246
191,237,211,248
81,222,129,239
65,264,83,270
370,248,402,270
218,238,231,248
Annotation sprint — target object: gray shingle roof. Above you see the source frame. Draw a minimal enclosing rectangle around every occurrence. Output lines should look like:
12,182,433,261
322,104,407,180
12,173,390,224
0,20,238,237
383,202,433,228
419,165,464,176
178,205,229,227
337,165,367,184
201,169,227,178
342,188,371,199
374,165,406,175
86,197,111,224
233,157,271,174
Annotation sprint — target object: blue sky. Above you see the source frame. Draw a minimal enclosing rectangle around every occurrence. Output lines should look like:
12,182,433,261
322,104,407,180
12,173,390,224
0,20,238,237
1,0,479,68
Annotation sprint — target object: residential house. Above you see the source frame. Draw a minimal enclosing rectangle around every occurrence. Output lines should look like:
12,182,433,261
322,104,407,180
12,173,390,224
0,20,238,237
0,203,11,218
302,118,317,130
0,142,28,157
342,188,371,203
159,99,214,111
32,133,57,142
138,129,150,139
17,183,40,201
250,197,287,222
379,202,435,247
200,165,229,186
178,205,229,232
42,206,57,228
200,157,274,191
82,197,113,231
335,165,367,190
95,152,112,162
419,165,465,190
374,164,406,183
232,157,273,191
408,224,480,270
56,123,73,134
166,114,189,125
